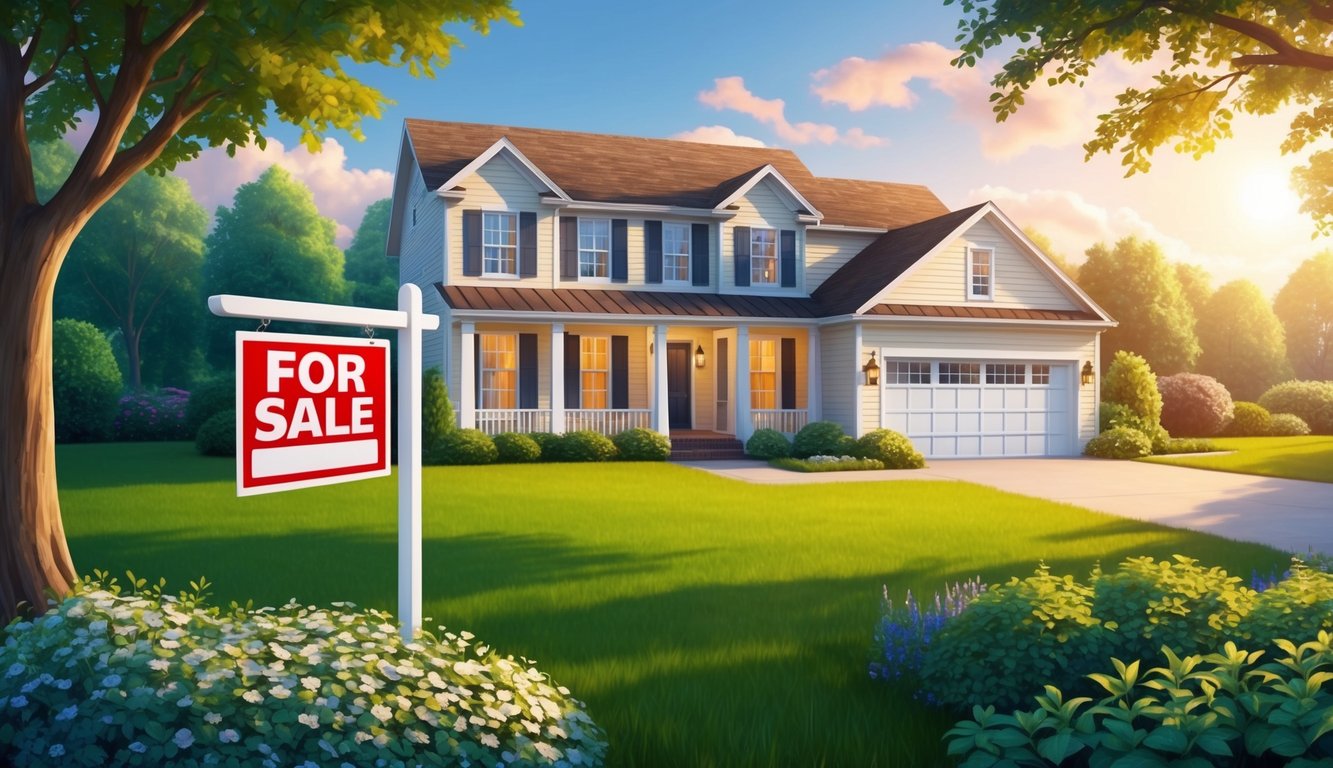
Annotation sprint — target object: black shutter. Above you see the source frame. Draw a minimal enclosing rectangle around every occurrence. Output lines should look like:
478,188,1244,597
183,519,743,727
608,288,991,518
519,212,537,277
611,219,628,282
473,333,482,409
560,216,578,280
780,337,796,410
611,335,629,409
644,220,663,284
518,333,538,409
733,226,751,287
691,223,710,287
780,229,797,288
564,333,580,409
463,210,482,276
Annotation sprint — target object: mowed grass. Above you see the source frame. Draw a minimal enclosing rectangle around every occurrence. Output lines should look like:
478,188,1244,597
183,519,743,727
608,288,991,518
56,443,1286,767
1143,435,1333,483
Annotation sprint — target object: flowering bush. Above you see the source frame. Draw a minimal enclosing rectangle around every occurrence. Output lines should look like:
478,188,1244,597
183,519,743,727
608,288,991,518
1157,372,1234,436
0,573,607,767
114,388,191,441
769,455,885,472
869,578,985,689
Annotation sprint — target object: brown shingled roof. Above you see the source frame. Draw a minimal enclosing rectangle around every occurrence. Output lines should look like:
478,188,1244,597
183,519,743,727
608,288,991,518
404,119,947,228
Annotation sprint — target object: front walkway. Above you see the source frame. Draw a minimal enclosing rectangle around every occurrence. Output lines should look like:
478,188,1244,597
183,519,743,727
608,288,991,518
677,457,1333,556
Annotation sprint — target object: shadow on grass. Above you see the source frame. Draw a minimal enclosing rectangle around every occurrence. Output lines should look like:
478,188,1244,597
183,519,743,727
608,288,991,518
57,442,232,490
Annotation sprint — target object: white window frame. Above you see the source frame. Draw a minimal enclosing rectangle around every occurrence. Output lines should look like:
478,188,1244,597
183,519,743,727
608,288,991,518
750,227,778,286
1031,364,1051,385
480,333,517,409
580,335,609,409
482,211,519,278
887,360,932,385
966,247,994,300
938,362,981,385
749,337,779,409
578,218,611,283
985,362,1025,385
663,222,691,284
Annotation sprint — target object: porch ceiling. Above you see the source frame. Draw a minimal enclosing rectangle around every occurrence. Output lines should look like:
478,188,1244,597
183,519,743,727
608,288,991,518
439,284,822,319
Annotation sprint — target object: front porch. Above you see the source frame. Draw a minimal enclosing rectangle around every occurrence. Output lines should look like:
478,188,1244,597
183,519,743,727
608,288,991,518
452,320,818,440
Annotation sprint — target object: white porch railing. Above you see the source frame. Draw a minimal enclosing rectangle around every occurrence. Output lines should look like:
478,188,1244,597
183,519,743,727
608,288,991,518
565,409,652,435
751,409,809,435
475,409,552,435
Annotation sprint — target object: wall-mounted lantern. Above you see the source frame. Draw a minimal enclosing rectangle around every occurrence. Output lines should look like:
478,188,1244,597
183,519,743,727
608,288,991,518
1081,361,1095,386
695,344,706,368
863,350,880,387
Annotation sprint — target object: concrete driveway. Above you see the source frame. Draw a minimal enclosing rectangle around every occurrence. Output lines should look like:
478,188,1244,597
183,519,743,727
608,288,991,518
679,457,1333,556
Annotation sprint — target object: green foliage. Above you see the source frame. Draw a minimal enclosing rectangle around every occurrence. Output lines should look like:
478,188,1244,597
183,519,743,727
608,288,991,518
184,378,235,438
0,573,605,767
771,456,885,472
421,369,456,458
527,432,561,458
1225,402,1273,437
549,431,618,463
1083,427,1153,459
745,428,791,459
1238,561,1333,646
1274,252,1333,380
493,432,541,464
1197,280,1292,401
429,428,497,466
113,388,191,441
1173,262,1212,320
344,198,399,309
1102,351,1163,425
1269,412,1313,437
611,428,671,461
854,429,925,469
1157,373,1234,437
194,411,235,457
791,421,848,459
1158,437,1218,455
52,318,123,442
1259,380,1333,434
1079,239,1199,375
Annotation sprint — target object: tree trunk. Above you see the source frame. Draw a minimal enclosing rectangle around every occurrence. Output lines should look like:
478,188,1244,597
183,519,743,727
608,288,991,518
124,321,143,391
0,219,81,623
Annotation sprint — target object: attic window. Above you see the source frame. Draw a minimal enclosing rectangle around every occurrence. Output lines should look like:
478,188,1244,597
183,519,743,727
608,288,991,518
968,248,993,299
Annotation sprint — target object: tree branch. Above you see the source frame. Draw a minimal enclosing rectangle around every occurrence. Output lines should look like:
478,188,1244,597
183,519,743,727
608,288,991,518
143,0,209,58
1313,1,1333,24
78,50,106,112
81,267,123,326
1197,8,1333,71
20,33,75,99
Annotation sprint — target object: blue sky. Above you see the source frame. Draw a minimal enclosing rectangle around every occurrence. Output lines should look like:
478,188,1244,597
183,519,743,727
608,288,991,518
170,0,1327,294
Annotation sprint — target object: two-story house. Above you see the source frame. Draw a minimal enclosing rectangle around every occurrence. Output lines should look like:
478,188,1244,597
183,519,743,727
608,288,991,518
387,119,1115,458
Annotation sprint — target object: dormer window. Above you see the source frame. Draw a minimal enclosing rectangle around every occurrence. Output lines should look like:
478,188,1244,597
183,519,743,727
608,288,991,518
751,228,777,285
579,218,611,280
483,212,518,276
968,247,993,299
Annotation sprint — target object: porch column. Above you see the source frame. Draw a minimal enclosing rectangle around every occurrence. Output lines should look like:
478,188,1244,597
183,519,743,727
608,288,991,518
807,326,822,422
550,323,566,433
460,322,476,429
735,325,753,442
652,324,669,436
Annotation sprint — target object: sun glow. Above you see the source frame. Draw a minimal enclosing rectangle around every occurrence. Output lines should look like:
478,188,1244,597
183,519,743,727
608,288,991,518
1237,169,1301,224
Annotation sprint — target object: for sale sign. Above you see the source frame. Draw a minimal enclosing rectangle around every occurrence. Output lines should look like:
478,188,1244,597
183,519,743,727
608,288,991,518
235,331,391,496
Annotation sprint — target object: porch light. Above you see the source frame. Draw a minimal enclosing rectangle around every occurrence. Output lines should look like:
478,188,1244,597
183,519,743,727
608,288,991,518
863,351,880,387
1081,361,1094,386
695,344,706,368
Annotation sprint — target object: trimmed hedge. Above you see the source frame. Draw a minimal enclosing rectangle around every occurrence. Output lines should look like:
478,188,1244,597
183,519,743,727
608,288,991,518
421,368,456,457
771,456,885,472
745,428,791,459
1225,400,1273,436
53,318,123,443
612,428,671,461
493,432,541,463
550,430,618,462
194,410,235,457
1270,412,1312,436
1157,372,1234,437
853,429,924,469
1259,380,1333,434
791,421,847,459
1083,426,1152,459
430,428,497,465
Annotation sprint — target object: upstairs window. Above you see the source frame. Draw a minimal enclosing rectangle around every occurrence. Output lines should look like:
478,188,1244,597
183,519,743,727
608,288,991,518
579,218,611,280
483,212,518,276
663,222,691,282
751,228,777,285
968,247,993,299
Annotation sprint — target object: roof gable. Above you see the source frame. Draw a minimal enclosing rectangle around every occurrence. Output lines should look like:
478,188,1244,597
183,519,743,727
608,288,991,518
437,137,569,199
711,164,821,218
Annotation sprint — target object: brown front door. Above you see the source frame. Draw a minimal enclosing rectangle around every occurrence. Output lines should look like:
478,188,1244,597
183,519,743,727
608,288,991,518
667,342,691,429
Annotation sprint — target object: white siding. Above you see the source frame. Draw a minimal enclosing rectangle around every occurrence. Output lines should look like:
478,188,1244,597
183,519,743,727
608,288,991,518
720,178,805,296
446,155,554,286
805,230,879,292
555,216,719,292
820,323,856,435
884,218,1079,310
397,156,447,372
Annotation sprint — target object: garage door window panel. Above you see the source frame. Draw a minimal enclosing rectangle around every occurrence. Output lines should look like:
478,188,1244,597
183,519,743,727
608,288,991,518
939,362,980,384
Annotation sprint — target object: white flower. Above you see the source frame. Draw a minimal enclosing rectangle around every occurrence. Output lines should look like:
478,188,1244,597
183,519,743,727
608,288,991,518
101,673,122,688
204,712,222,724
242,690,264,704
219,729,240,744
479,733,500,748
354,731,373,744
148,658,170,672
300,676,321,691
174,728,195,748
268,685,291,700
49,744,65,758
55,704,78,721
370,704,393,722
535,742,562,761
128,742,146,753
405,728,429,744
298,712,320,729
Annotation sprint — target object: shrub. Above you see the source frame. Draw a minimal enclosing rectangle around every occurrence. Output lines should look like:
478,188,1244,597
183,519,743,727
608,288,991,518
528,432,562,458
53,318,123,442
612,427,671,461
551,430,618,462
770,456,885,472
745,428,791,459
853,429,925,469
1237,561,1333,646
430,428,497,465
1098,400,1168,451
184,377,234,437
1225,400,1273,436
1157,372,1234,436
113,388,191,441
870,578,986,687
1158,436,1217,454
194,410,235,457
791,420,847,459
0,573,607,768
945,633,1333,767
421,368,456,457
1083,426,1152,459
1259,380,1333,434
1101,350,1162,428
491,431,541,463
1269,412,1313,436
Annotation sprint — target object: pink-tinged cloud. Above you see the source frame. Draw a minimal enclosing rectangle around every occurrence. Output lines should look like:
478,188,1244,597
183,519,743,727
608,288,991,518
670,125,767,147
842,127,888,149
812,42,962,110
697,76,885,148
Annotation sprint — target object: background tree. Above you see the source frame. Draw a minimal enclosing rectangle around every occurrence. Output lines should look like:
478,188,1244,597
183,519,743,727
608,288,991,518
1021,226,1078,278
1079,237,1200,374
1196,279,1290,401
54,170,207,390
1174,263,1213,324
947,1,1333,233
344,198,398,309
1,0,518,622
1274,251,1333,379
202,166,348,369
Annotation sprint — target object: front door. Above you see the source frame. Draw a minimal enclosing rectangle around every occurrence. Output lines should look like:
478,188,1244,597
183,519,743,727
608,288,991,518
667,342,691,429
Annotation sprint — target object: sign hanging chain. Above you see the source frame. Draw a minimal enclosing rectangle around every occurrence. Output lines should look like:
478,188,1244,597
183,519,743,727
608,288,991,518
256,318,270,332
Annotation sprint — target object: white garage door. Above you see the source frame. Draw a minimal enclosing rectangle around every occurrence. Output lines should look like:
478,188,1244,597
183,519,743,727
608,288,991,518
882,359,1074,457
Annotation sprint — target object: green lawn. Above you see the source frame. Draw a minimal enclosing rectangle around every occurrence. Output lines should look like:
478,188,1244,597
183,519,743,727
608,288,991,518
1142,435,1333,483
55,442,1285,767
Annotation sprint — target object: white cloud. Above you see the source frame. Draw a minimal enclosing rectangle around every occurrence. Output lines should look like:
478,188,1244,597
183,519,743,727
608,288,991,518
696,76,886,149
670,125,767,147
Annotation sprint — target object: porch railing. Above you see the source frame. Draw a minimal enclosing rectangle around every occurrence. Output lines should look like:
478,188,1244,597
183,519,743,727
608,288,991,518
751,409,809,435
565,409,651,435
475,409,552,435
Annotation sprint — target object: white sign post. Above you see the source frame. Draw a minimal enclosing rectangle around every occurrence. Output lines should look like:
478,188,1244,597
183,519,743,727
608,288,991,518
209,285,440,641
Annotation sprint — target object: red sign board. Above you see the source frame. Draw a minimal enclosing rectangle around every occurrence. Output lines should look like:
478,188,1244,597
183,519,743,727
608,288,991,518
235,331,391,496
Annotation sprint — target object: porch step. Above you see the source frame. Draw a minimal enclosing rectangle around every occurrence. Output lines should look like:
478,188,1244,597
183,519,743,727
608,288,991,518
669,436,747,461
